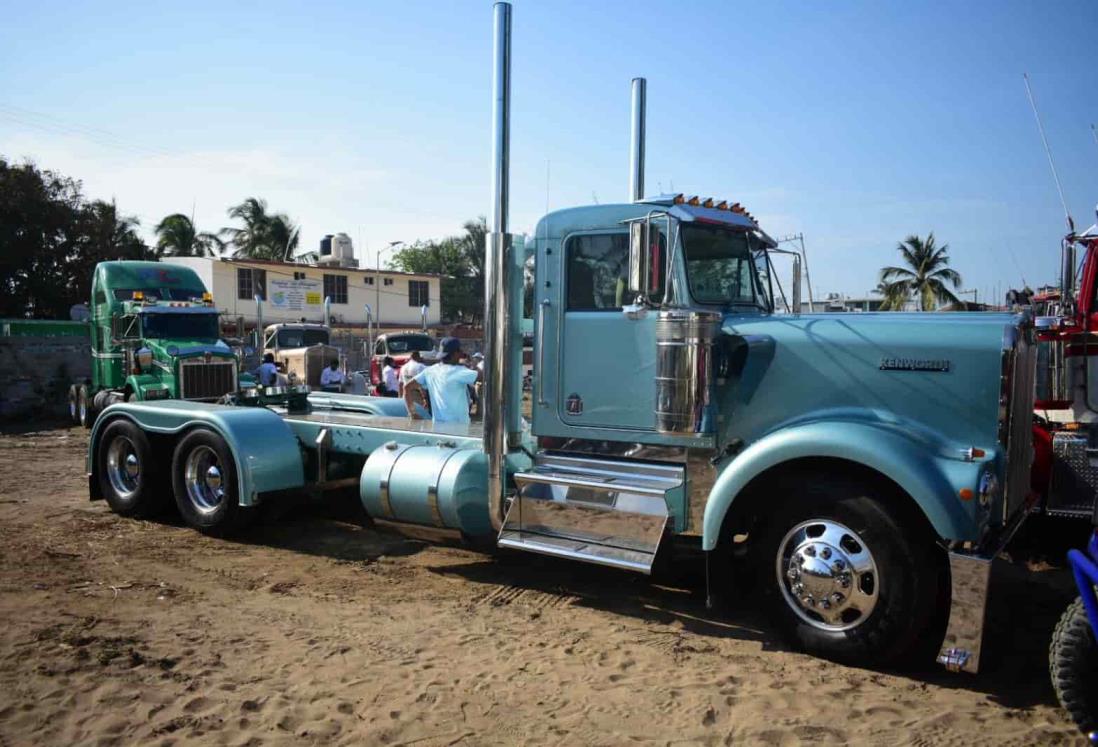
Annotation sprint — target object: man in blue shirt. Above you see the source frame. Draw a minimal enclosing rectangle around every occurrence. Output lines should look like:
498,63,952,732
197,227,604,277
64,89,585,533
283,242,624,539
256,353,278,387
404,337,480,424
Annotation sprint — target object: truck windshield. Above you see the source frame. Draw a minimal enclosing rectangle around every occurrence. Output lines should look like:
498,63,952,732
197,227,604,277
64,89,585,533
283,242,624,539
276,329,330,347
386,335,434,353
682,225,766,307
140,312,220,339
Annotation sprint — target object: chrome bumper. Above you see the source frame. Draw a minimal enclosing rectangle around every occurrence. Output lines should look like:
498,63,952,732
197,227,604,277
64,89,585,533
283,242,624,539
937,551,993,674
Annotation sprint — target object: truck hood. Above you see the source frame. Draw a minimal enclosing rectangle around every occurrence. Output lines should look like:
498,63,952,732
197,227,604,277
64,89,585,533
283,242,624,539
720,311,1023,452
145,338,235,360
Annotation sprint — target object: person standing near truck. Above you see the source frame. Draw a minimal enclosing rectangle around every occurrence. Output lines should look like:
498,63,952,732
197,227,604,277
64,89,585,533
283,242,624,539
381,356,400,397
319,358,345,392
398,351,425,395
404,337,479,423
256,353,278,387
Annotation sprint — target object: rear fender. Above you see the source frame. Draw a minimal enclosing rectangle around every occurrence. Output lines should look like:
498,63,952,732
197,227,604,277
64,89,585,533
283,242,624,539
88,401,305,506
702,420,985,550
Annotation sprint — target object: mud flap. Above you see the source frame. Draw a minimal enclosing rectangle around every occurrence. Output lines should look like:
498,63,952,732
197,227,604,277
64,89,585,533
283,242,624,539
937,552,993,673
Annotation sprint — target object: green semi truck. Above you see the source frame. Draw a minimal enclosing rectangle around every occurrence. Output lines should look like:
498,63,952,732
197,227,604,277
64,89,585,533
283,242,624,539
68,261,247,427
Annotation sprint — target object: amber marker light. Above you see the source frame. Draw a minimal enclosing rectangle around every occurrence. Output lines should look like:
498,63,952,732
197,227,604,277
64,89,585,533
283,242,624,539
959,488,975,501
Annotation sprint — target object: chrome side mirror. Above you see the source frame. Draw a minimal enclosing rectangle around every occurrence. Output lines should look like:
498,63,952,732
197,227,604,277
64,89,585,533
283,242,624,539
628,221,650,297
622,302,648,320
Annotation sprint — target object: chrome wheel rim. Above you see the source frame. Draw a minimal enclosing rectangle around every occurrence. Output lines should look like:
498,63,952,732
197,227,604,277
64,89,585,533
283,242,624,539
776,519,879,631
79,395,87,424
184,445,225,515
69,391,77,420
105,435,141,498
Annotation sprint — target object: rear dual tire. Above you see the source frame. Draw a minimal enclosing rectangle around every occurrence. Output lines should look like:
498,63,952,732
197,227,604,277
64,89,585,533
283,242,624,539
170,428,253,536
96,419,170,517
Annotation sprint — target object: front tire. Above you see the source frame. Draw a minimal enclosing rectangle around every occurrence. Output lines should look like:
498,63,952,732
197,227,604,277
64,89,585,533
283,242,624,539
96,419,169,517
752,472,944,667
1050,597,1098,736
171,428,252,536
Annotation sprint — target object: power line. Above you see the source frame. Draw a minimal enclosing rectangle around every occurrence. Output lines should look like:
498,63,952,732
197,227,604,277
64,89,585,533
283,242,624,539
0,102,174,158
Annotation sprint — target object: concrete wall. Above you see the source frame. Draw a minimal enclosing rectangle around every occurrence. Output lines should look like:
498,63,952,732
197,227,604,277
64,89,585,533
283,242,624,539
0,335,90,420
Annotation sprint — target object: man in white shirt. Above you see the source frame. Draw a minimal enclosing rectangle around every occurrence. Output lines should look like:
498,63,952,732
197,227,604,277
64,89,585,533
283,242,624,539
319,358,345,391
398,351,426,394
404,337,480,424
381,356,400,397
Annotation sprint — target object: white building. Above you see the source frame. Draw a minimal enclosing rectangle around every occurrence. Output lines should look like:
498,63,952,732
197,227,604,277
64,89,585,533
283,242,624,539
170,256,442,330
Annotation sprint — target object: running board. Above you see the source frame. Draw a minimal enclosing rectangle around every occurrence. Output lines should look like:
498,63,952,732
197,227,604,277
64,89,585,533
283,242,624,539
499,454,681,574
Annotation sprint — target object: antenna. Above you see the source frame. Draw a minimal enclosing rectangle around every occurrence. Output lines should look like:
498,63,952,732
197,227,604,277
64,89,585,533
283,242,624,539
1023,73,1074,233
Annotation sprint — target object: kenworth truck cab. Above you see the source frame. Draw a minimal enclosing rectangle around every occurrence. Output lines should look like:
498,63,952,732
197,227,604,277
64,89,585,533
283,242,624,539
85,3,1035,673
69,261,243,427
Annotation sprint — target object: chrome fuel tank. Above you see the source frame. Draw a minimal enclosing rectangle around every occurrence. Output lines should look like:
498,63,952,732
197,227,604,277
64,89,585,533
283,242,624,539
655,309,722,434
360,443,491,535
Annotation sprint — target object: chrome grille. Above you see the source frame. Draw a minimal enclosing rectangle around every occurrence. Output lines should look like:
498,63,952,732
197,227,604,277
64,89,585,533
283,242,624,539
999,322,1036,520
179,359,237,401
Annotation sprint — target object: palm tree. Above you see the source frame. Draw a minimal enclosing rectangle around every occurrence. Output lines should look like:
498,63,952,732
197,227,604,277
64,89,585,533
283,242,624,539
222,197,271,258
879,233,962,311
222,198,300,260
154,213,223,257
265,213,300,260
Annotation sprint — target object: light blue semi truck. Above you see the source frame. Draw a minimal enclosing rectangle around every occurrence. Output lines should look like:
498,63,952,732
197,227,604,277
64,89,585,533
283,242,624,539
85,3,1036,672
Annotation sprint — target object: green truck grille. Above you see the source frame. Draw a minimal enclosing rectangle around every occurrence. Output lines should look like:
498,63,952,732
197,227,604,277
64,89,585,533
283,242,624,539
179,359,236,401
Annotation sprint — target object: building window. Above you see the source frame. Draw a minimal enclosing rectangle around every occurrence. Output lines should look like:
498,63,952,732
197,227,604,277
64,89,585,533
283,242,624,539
237,267,267,300
409,280,429,307
293,271,306,280
364,276,374,285
323,274,348,304
383,278,394,286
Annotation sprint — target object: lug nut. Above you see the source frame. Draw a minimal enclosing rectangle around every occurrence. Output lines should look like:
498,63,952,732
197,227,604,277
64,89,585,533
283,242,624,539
819,599,831,610
831,593,844,604
792,583,804,594
820,547,832,560
839,577,851,589
804,546,816,557
787,568,799,580
832,559,845,571
802,596,815,607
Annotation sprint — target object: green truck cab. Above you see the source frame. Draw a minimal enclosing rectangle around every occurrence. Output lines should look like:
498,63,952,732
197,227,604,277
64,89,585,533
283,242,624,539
69,261,246,426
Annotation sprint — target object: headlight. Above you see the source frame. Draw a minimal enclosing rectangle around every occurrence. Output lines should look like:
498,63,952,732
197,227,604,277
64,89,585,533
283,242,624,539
136,347,153,371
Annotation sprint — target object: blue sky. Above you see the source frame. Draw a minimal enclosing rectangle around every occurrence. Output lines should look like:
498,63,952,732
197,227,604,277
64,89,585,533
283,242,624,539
2,0,1096,304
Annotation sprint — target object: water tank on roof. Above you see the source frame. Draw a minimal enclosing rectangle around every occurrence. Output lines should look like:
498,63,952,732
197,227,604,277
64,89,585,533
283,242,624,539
320,234,334,256
332,233,354,261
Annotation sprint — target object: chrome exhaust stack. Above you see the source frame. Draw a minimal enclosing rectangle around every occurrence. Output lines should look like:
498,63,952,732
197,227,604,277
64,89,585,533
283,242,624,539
485,1,513,531
254,295,264,348
629,77,646,202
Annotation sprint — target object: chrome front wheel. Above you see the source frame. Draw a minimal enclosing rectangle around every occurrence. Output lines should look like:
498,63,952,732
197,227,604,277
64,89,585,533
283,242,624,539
776,519,879,631
171,428,249,535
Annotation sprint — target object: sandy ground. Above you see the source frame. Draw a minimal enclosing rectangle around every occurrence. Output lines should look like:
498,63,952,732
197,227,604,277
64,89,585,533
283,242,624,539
0,422,1090,746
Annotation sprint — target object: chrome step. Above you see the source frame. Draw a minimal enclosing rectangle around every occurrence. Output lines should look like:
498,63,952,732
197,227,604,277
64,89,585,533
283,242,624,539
500,453,683,574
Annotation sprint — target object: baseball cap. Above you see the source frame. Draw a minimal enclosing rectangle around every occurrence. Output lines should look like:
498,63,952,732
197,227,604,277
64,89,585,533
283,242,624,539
441,336,462,354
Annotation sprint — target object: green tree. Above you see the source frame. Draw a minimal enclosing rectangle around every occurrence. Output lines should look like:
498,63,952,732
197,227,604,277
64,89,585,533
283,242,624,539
878,233,962,311
0,157,148,318
222,197,299,260
154,213,224,257
389,230,482,323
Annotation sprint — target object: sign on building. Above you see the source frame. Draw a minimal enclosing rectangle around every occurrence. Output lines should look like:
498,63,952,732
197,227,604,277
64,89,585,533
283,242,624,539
269,279,323,311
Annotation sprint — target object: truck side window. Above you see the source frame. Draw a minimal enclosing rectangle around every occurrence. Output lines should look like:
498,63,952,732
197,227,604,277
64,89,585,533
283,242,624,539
565,233,629,311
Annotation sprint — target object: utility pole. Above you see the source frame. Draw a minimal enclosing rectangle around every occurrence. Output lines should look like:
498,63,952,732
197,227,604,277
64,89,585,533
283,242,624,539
776,233,814,309
959,288,979,308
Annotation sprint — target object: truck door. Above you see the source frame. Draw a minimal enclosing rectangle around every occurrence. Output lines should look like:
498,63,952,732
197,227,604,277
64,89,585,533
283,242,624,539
555,231,657,430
